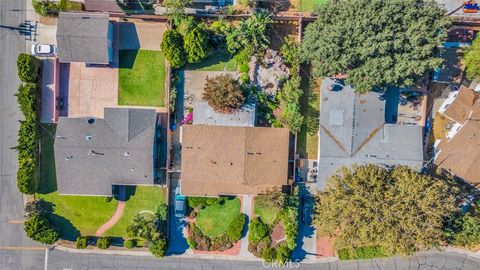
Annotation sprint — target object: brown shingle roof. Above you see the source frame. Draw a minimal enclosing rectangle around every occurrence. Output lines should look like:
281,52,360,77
443,86,478,124
180,125,290,196
436,104,480,184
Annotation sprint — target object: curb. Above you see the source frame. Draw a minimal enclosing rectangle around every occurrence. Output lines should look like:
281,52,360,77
54,244,338,263
442,247,480,260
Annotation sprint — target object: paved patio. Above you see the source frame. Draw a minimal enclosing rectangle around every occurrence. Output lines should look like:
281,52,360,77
119,20,167,51
62,62,118,118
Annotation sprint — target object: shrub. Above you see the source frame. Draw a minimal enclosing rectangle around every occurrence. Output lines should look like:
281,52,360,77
16,119,39,194
275,244,292,265
248,217,270,243
187,237,197,249
280,36,301,68
255,188,285,213
17,53,41,83
104,196,113,202
149,238,168,257
96,237,111,249
124,239,136,249
16,83,40,121
25,199,52,218
281,202,299,250
445,206,480,248
127,214,162,242
202,74,244,113
24,214,59,244
337,246,387,260
76,236,88,249
160,30,187,68
169,87,177,112
32,0,58,16
234,46,254,74
225,213,245,242
187,197,224,209
226,11,272,55
184,28,211,63
261,247,276,262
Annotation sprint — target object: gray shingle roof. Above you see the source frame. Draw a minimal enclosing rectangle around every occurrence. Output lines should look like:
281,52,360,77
193,101,256,127
54,108,157,195
56,12,111,64
317,78,424,190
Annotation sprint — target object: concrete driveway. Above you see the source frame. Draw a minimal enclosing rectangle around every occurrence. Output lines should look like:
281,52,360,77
119,20,168,51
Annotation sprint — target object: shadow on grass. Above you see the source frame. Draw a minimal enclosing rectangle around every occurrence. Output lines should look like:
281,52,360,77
185,50,236,71
38,124,57,194
118,49,139,69
297,65,320,158
50,213,81,241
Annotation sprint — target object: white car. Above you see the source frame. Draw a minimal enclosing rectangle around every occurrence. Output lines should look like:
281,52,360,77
31,44,57,57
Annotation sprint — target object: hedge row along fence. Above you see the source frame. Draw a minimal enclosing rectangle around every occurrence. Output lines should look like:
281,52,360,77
16,53,41,194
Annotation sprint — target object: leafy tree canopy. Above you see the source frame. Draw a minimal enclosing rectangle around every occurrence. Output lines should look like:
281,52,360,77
161,30,187,68
226,11,272,55
202,74,245,113
184,27,211,64
301,0,451,93
163,0,192,25
316,165,456,255
465,36,480,80
24,214,59,244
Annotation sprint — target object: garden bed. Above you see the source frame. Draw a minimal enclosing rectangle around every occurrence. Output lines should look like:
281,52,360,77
187,197,245,251
297,73,320,159
118,50,166,107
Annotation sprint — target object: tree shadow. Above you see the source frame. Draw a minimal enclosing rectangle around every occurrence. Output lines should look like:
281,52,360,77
49,213,80,241
118,49,139,69
291,184,316,261
184,50,235,71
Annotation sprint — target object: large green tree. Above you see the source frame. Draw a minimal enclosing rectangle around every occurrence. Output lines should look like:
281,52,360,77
465,36,480,80
301,0,451,93
163,0,192,25
160,30,187,68
184,28,211,64
226,11,272,55
24,214,59,244
202,74,245,113
316,165,455,255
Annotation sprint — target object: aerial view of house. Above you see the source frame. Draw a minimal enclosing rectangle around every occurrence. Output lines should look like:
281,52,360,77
5,0,480,269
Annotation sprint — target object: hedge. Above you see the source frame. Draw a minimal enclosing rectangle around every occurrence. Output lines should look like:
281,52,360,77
15,54,41,195
149,239,168,257
17,53,41,83
187,197,225,209
24,214,59,244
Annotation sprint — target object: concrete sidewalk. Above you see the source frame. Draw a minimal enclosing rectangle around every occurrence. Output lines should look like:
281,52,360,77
239,195,254,258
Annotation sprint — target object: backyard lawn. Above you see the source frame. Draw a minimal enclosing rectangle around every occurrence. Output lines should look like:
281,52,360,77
38,124,117,239
195,198,241,238
185,50,237,72
297,75,320,159
297,0,328,12
254,203,277,225
118,50,166,107
105,186,167,237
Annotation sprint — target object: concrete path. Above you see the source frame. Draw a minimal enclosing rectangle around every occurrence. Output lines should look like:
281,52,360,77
239,195,254,257
95,186,126,237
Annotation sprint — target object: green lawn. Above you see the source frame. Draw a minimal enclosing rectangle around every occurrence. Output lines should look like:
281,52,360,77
196,198,241,238
118,50,166,107
297,0,328,12
38,124,117,239
254,204,278,225
105,186,167,237
297,74,320,159
185,50,237,72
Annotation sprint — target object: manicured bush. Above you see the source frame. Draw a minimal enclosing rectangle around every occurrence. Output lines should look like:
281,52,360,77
225,213,245,242
17,53,41,83
187,197,224,209
160,30,187,68
127,214,162,242
184,28,211,64
124,239,136,249
104,196,113,202
149,239,168,257
24,214,59,244
280,201,299,250
16,119,39,195
96,237,111,249
76,236,88,249
32,0,58,16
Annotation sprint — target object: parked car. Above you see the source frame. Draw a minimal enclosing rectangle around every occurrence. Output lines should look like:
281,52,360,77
302,194,315,225
31,44,57,57
175,195,186,218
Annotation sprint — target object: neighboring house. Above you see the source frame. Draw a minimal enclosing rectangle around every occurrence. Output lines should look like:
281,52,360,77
84,0,123,13
56,12,114,65
192,0,234,5
434,86,480,184
54,108,158,196
180,125,290,196
192,101,256,127
317,78,424,191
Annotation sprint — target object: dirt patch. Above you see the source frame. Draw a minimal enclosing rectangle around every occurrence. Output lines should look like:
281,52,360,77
39,16,58,25
268,21,299,51
433,113,454,141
